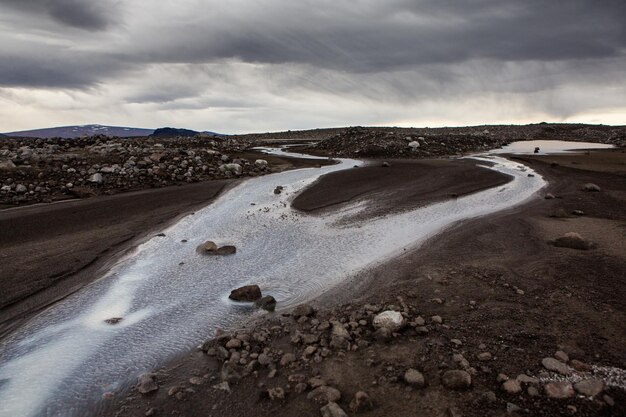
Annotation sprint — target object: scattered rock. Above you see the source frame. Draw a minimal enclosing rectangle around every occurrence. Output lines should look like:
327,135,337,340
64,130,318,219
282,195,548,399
554,350,569,363
507,402,521,413
189,376,204,385
544,381,574,399
552,232,593,250
349,391,374,412
574,379,604,397
582,183,601,192
307,386,342,405
280,353,296,366
197,241,218,253
292,303,316,318
216,245,237,255
88,173,103,183
431,315,443,324
267,387,285,401
502,379,522,394
274,186,284,194
136,373,158,394
404,369,425,388
477,352,492,361
570,359,592,372
255,295,277,311
372,310,406,332
541,357,572,375
104,317,123,325
441,370,472,390
213,381,231,392
229,285,262,302
321,402,348,417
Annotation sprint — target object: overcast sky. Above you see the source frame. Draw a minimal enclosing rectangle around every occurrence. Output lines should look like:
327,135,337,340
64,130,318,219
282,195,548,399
0,0,624,133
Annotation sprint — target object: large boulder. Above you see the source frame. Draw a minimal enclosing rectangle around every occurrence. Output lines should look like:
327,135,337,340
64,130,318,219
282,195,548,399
229,285,262,302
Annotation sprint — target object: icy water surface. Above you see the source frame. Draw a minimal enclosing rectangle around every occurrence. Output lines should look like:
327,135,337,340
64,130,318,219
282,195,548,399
490,139,613,155
0,149,545,417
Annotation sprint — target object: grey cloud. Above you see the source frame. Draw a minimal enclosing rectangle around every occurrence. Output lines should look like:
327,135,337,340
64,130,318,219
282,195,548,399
129,0,626,72
0,0,118,30
0,0,624,131
0,40,132,88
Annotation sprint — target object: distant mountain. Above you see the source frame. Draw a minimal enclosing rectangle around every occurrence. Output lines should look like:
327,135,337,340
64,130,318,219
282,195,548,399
4,124,155,139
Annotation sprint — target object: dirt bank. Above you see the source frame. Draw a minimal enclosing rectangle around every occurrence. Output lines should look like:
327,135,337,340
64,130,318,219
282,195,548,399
292,159,510,218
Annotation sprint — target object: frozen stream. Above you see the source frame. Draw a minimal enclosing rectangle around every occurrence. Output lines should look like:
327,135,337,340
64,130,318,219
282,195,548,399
0,147,547,417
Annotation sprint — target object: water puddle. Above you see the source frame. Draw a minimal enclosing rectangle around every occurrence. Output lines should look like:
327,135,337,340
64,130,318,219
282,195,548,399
489,140,613,155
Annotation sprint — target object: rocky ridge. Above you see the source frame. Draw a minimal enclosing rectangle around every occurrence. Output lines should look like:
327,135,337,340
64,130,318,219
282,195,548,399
0,135,268,206
309,124,626,158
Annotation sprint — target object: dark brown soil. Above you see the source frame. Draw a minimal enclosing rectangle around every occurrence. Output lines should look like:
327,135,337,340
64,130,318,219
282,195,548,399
292,159,510,217
102,149,625,417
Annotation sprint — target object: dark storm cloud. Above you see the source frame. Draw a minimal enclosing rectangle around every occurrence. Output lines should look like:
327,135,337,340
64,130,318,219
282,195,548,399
1,0,117,30
129,0,626,72
0,0,624,106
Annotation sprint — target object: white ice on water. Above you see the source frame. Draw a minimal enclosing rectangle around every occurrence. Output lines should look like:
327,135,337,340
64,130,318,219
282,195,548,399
0,148,546,417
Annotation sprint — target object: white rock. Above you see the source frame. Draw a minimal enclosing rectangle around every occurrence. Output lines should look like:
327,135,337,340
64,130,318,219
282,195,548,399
219,163,242,175
255,159,268,168
372,310,406,332
408,141,420,149
89,173,103,183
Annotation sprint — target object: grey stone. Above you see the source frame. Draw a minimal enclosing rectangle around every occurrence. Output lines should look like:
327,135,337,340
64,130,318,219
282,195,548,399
321,402,348,417
542,357,572,375
574,379,604,397
544,381,574,399
441,370,471,390
307,386,341,405
404,369,425,388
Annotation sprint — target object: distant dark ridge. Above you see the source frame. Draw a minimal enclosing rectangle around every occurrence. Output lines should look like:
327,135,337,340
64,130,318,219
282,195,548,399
149,127,199,138
4,124,154,139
